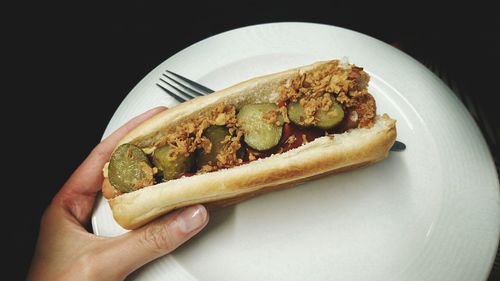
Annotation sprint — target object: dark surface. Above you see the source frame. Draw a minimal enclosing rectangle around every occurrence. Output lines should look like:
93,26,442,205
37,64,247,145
8,3,498,280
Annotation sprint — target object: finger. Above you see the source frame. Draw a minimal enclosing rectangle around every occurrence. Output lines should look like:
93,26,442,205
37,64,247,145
54,106,166,224
106,205,208,277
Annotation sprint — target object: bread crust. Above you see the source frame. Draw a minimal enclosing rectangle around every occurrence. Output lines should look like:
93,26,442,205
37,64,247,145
106,60,397,229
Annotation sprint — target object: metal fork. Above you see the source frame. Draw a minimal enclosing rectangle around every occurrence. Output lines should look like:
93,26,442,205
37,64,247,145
156,70,406,151
156,70,213,102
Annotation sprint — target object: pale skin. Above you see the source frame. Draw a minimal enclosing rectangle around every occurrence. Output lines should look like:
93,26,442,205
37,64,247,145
27,107,209,281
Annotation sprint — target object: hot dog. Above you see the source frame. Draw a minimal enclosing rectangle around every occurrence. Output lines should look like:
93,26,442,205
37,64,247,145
102,59,397,229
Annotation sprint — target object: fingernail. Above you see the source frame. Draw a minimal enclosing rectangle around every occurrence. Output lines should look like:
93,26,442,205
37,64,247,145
176,205,207,234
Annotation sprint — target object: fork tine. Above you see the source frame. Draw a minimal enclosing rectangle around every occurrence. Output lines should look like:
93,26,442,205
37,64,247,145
166,70,214,94
162,74,205,98
155,83,188,103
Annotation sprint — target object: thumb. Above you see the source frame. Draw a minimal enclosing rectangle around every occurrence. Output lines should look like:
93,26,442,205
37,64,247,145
108,205,208,277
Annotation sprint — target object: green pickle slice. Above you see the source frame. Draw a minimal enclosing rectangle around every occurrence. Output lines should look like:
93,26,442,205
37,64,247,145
108,143,154,193
287,101,310,127
153,145,194,181
237,103,283,151
287,96,344,129
316,100,344,129
196,126,230,169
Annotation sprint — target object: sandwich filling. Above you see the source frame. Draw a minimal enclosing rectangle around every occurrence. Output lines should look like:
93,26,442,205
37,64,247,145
103,61,376,199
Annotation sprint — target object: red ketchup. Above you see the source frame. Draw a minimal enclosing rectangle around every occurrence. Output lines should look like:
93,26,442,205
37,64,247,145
280,123,324,152
277,100,288,108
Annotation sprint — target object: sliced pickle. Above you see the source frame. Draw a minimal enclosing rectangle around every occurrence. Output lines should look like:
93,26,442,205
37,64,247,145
196,126,230,169
153,145,194,180
108,143,154,193
316,100,344,129
287,97,345,129
197,126,246,168
237,103,283,151
287,101,309,127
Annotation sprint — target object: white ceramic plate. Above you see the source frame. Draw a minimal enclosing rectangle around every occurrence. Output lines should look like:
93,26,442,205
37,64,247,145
91,22,499,281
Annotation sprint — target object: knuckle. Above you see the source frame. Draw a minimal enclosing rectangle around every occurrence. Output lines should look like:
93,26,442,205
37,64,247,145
141,222,178,254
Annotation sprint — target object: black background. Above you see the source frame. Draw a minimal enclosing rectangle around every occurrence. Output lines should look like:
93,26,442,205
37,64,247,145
7,2,499,280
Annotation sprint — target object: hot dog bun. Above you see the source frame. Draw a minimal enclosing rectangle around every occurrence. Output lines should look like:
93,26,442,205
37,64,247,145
106,60,397,229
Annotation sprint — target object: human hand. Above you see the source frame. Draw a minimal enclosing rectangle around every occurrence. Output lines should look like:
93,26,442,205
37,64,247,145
27,107,209,281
